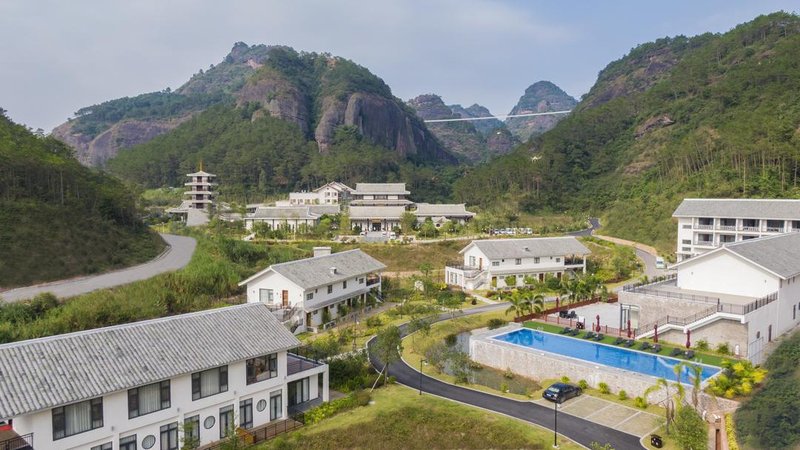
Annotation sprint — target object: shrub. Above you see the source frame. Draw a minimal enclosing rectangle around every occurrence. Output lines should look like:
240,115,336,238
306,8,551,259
598,382,610,394
709,360,767,398
504,275,517,287
503,367,515,379
471,298,477,305
424,342,450,373
695,339,710,351
725,414,739,450
618,390,628,401
578,379,589,390
444,333,458,347
673,406,707,450
387,376,396,384
633,396,648,409
499,382,509,393
365,316,382,328
716,342,731,355
560,376,570,383
487,318,507,330
304,390,371,425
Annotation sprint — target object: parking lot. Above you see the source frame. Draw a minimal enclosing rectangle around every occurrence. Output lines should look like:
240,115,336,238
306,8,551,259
533,395,663,437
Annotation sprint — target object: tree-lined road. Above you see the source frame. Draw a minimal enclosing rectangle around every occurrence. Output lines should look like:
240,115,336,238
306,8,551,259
0,234,196,302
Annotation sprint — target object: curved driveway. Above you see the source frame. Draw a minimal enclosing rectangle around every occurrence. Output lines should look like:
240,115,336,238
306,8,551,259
367,304,644,450
0,234,196,302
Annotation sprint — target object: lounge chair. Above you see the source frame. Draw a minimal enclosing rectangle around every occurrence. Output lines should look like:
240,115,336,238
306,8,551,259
584,331,596,340
624,339,635,348
613,337,625,345
560,327,572,334
570,328,581,336
669,348,683,357
684,350,695,359
652,344,662,353
594,333,605,341
639,342,652,351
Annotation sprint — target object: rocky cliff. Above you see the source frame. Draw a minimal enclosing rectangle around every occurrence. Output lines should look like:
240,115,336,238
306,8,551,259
505,81,577,142
52,43,453,166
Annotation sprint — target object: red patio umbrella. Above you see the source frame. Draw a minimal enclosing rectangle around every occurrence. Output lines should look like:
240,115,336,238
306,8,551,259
627,319,632,338
686,329,691,348
653,324,659,343
596,314,601,333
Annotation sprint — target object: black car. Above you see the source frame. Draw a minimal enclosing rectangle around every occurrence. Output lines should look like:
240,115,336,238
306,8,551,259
542,382,582,403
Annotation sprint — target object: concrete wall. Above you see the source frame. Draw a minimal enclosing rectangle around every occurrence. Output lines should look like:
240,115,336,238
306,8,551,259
657,318,748,357
12,353,329,450
618,291,712,328
677,252,778,298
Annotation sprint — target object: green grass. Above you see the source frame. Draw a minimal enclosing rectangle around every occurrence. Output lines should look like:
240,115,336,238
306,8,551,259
257,385,582,450
523,322,729,367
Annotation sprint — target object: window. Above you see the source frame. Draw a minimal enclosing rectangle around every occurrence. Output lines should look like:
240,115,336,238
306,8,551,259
91,444,112,450
120,434,137,450
359,277,365,284
534,257,540,264
246,353,278,384
682,224,691,229
142,435,156,449
52,397,103,440
555,258,561,263
682,247,691,252
306,292,314,301
160,422,178,450
240,399,253,429
288,378,311,406
343,280,348,289
270,391,283,421
259,289,274,303
515,258,522,265
491,261,499,267
192,366,228,400
219,405,234,439
128,380,170,418
184,416,200,448
682,239,691,245
327,285,333,294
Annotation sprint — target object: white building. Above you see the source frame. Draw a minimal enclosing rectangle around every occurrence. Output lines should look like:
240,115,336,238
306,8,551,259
244,205,339,231
620,232,800,362
284,182,353,206
239,248,386,333
349,183,412,207
673,198,800,261
0,304,328,450
445,237,590,290
349,206,406,232
413,203,475,226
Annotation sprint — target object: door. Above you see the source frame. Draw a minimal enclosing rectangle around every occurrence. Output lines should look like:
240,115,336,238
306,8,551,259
282,290,289,307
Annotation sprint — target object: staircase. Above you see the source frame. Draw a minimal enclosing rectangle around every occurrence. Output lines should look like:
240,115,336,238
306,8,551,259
636,305,728,338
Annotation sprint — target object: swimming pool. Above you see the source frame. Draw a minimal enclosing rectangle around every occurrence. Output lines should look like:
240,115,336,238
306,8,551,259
492,328,720,383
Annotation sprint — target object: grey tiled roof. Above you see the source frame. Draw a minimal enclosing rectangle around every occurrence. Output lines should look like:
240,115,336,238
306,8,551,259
313,181,353,193
352,183,410,195
348,206,407,219
350,199,413,206
186,170,216,177
249,206,318,220
240,249,386,290
464,237,590,259
414,203,475,217
723,233,800,279
308,205,340,216
0,304,300,418
673,198,800,219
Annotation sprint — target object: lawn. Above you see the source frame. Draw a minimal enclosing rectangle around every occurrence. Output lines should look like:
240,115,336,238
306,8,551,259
257,385,582,450
523,322,730,367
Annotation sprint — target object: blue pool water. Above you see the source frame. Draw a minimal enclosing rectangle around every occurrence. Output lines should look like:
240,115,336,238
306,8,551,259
493,328,720,383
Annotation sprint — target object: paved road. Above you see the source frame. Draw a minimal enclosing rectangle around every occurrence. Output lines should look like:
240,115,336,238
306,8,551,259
0,234,196,302
567,217,602,237
367,304,644,450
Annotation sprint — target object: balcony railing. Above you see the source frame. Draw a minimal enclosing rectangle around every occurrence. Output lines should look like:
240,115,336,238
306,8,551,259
366,275,381,286
564,257,584,265
741,226,760,232
0,432,33,450
695,224,714,230
766,227,784,233
446,262,480,271
717,225,736,231
287,352,324,376
694,240,714,246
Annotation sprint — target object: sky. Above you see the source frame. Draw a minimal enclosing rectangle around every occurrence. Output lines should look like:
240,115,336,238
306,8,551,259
1,0,797,131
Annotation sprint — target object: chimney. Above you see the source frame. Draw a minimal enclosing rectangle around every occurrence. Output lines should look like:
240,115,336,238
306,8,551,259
329,267,337,275
313,247,332,257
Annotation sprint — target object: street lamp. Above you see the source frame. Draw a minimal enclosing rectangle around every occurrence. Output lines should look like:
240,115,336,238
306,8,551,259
352,318,359,351
419,358,427,395
553,400,559,448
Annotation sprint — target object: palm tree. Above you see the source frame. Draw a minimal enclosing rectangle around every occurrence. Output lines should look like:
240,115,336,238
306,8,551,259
645,378,678,433
685,364,703,409
504,290,526,318
529,293,545,316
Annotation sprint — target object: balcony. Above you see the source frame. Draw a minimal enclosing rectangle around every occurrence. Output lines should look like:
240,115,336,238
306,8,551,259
740,226,760,232
366,274,381,286
766,227,784,233
564,257,585,266
694,240,714,246
287,352,325,376
0,430,33,450
694,224,714,230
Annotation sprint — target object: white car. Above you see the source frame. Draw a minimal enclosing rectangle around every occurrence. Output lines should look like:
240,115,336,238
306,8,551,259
655,257,666,269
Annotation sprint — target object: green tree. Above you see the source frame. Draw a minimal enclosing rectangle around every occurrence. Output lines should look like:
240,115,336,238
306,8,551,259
374,325,403,384
672,406,707,450
400,212,417,234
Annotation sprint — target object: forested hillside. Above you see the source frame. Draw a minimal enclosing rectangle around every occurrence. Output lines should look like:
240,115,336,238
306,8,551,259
108,105,461,203
455,13,800,252
0,110,163,287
